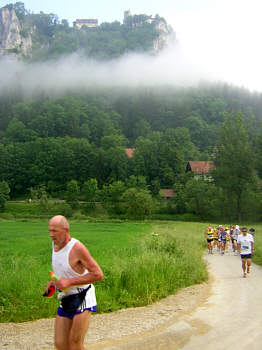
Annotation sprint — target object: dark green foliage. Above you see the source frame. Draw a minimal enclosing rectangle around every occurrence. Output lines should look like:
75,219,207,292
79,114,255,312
65,180,80,209
0,4,262,220
183,178,219,220
121,188,156,219
0,181,10,211
3,2,28,21
213,112,258,221
0,85,261,224
82,178,99,202
55,202,73,218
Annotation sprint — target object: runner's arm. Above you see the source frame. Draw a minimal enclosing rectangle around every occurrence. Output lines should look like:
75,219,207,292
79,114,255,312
55,243,103,290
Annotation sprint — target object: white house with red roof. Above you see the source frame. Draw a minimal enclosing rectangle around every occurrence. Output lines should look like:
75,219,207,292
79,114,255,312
186,161,215,180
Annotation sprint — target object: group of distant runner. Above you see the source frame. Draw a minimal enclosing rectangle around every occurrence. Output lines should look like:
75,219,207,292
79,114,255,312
205,225,255,278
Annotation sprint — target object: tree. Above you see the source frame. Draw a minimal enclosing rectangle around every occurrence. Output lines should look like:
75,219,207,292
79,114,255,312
100,134,127,150
102,180,127,215
65,180,80,209
39,184,50,214
133,130,184,187
102,146,129,183
133,119,152,139
150,178,161,196
0,181,10,211
3,2,28,20
0,144,8,182
103,181,127,203
5,118,36,142
171,127,200,161
184,115,210,151
184,178,218,220
171,173,194,214
121,188,155,219
213,112,255,221
82,178,99,202
125,175,148,190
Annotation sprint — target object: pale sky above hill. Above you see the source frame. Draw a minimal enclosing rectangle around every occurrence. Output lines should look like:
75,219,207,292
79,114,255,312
1,0,262,93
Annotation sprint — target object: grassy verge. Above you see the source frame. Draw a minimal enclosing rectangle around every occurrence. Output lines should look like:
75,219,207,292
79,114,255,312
0,221,151,322
250,223,262,265
98,221,208,312
4,220,261,323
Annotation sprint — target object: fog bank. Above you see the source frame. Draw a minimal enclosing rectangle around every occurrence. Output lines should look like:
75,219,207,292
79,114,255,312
0,45,215,98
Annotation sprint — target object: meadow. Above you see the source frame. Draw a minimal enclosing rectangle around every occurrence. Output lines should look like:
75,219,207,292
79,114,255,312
0,220,261,323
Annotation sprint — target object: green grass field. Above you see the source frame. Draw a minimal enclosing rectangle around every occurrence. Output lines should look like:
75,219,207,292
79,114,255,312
0,220,261,323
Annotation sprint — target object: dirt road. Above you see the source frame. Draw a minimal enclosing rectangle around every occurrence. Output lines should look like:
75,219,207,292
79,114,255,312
1,247,262,349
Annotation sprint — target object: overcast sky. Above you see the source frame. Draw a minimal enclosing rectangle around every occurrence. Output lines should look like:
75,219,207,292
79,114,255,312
1,0,262,93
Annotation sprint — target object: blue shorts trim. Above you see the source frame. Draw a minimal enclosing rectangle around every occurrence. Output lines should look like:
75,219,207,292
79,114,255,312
57,305,97,319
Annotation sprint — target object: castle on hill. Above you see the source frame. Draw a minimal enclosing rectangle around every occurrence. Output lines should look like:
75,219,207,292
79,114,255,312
73,10,156,30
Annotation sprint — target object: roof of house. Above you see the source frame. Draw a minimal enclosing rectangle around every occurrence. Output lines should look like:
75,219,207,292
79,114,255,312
125,148,135,158
186,161,214,174
74,19,98,24
160,189,175,198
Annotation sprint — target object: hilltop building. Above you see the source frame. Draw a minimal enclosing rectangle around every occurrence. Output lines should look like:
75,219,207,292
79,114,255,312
123,10,131,23
123,10,155,25
73,19,98,29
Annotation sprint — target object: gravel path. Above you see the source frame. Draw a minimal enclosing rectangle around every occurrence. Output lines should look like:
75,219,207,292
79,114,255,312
0,275,209,349
1,247,261,349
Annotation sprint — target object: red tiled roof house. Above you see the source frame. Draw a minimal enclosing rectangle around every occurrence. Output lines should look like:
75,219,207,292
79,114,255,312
186,161,215,180
160,189,175,198
125,148,135,158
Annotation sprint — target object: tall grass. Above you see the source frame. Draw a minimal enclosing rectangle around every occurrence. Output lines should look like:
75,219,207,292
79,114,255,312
250,223,262,265
98,222,208,312
0,220,210,322
0,221,150,322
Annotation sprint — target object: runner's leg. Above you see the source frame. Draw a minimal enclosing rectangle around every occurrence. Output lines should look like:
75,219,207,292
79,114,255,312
207,240,211,254
69,310,91,350
247,258,251,273
233,240,238,255
210,240,214,254
221,242,225,254
242,258,247,277
54,315,72,350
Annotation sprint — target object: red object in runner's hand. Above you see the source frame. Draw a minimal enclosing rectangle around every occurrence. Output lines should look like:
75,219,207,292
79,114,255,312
43,285,56,297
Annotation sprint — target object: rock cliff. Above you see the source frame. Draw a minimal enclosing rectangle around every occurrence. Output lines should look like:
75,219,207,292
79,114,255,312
0,6,174,60
153,20,176,52
0,7,32,57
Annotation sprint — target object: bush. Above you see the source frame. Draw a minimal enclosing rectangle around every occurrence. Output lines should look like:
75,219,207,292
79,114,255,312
122,188,156,219
175,213,201,222
0,181,10,211
53,203,73,218
82,202,96,214
150,213,179,221
72,212,88,220
5,202,43,217
0,212,15,220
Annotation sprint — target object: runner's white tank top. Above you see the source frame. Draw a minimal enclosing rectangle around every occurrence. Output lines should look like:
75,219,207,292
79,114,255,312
52,238,96,306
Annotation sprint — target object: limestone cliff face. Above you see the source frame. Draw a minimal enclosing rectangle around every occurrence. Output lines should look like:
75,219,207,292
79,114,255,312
153,20,176,52
0,7,32,57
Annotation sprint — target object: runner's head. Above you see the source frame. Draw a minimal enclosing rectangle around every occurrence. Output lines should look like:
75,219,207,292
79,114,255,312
48,215,70,245
241,227,248,235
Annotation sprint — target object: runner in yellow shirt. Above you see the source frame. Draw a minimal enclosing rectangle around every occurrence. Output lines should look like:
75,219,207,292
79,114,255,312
205,225,214,254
